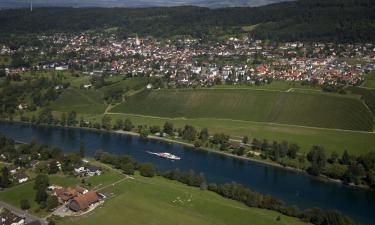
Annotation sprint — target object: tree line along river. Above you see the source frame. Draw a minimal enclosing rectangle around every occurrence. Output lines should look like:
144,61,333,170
0,122,374,225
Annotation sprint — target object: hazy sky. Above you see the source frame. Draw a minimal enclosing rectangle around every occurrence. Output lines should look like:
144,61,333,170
0,0,291,9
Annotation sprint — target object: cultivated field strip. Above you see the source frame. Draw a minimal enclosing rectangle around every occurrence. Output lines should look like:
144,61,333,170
111,89,374,131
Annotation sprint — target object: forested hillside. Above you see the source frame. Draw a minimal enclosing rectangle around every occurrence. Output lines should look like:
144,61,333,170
0,0,374,42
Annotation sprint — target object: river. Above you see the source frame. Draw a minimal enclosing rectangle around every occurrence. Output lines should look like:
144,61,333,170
0,122,374,224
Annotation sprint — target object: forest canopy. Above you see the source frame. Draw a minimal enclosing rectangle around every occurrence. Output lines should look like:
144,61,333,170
0,0,374,42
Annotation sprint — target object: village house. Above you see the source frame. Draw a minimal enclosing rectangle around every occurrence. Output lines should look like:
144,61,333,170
86,166,101,176
12,173,28,184
74,165,86,174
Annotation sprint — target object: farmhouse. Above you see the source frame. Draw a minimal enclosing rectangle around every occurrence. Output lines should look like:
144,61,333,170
54,186,87,203
68,191,100,212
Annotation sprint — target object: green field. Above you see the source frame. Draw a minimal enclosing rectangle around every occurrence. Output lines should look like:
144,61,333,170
49,77,148,115
102,113,375,156
61,173,309,225
111,89,374,131
362,70,375,89
50,88,107,115
212,81,321,92
99,77,148,94
362,80,375,89
346,86,375,116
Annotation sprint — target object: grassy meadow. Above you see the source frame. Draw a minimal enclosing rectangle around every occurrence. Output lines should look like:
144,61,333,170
50,88,107,115
60,173,309,225
111,89,374,131
101,113,375,156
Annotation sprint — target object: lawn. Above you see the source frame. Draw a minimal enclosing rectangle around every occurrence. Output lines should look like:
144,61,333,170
60,173,309,225
111,89,374,131
84,160,125,188
50,88,107,115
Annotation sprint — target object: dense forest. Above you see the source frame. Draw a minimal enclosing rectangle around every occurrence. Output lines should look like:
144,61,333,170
0,0,374,42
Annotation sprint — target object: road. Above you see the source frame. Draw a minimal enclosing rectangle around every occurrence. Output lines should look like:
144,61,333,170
0,200,48,225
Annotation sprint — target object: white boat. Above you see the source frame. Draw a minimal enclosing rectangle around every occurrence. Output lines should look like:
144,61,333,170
147,151,181,160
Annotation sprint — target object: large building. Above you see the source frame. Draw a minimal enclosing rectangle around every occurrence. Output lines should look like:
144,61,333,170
68,191,100,212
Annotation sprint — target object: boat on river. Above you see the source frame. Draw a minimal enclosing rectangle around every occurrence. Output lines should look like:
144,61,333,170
147,151,181,160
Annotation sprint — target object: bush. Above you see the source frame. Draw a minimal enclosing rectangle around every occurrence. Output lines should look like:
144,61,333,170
20,199,30,210
122,162,135,175
139,163,156,177
194,140,202,148
46,196,59,211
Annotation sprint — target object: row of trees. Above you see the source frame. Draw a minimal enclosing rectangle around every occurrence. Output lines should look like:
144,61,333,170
33,173,58,211
94,151,156,177
252,138,301,161
306,146,375,188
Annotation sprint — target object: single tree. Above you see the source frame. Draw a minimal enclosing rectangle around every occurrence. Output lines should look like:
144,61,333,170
20,199,30,210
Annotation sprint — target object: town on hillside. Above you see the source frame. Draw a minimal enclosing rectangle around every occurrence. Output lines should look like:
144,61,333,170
1,32,374,88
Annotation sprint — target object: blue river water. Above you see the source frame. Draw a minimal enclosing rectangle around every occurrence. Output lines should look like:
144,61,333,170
0,122,374,224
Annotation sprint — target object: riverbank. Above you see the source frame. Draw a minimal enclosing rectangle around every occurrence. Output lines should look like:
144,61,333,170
115,130,299,171
0,120,372,191
115,130,370,189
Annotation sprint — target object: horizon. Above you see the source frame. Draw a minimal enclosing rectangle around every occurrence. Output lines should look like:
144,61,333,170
0,0,293,9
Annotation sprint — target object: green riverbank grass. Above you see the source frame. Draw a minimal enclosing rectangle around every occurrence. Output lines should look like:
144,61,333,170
61,173,310,225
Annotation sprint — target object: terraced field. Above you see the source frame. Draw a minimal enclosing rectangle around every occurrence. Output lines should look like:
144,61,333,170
50,88,107,115
347,86,375,115
111,89,374,131
99,77,148,93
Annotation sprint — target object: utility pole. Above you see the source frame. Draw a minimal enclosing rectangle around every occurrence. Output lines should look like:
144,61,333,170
30,0,33,12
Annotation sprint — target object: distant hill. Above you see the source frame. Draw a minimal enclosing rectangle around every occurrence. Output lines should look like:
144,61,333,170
0,0,293,9
0,0,374,42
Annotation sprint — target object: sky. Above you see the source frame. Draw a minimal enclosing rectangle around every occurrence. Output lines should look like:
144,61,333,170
0,0,292,9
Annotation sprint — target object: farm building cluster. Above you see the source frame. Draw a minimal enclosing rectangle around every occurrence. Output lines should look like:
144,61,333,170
49,185,105,215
